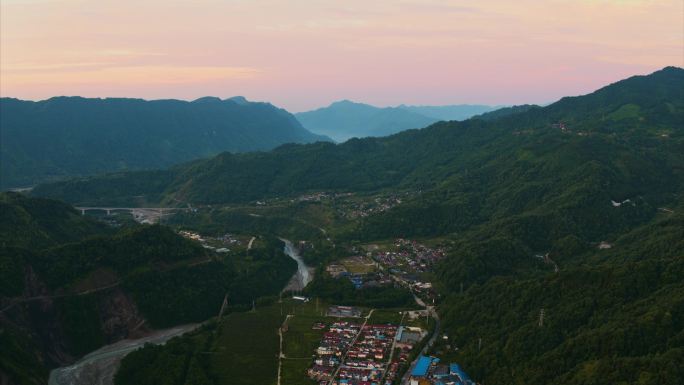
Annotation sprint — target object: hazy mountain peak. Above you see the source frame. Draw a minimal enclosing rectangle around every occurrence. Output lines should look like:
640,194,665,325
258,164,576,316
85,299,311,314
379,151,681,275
192,96,222,103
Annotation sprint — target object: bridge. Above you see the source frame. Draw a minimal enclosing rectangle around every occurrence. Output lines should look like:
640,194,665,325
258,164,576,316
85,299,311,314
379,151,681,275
75,207,188,215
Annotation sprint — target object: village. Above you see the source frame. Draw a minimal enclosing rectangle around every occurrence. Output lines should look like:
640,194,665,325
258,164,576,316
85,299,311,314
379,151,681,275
178,230,246,253
324,239,446,302
306,306,429,385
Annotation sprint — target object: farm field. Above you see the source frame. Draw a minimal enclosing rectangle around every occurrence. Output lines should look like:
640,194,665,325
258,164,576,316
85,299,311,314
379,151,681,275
209,303,284,385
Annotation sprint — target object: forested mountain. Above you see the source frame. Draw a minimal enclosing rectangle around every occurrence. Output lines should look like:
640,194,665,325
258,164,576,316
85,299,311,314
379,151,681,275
36,66,683,209
400,104,500,121
295,100,438,141
0,193,295,385
26,66,684,384
0,192,109,250
471,104,541,120
434,199,684,384
0,96,328,189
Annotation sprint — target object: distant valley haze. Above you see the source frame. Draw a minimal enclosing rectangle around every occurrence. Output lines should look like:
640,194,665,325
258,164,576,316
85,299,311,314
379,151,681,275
295,100,503,142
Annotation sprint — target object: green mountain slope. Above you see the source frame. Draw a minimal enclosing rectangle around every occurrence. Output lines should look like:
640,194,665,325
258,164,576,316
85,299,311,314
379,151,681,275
436,205,684,385
0,96,329,189
0,194,295,385
27,67,684,384
0,192,109,249
34,67,684,210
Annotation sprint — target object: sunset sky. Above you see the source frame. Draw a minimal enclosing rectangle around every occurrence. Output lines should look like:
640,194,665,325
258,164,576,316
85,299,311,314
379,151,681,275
1,0,682,111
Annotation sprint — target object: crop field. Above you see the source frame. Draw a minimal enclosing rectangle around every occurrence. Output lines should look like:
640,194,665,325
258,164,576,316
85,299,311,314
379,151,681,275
340,255,377,274
209,303,283,385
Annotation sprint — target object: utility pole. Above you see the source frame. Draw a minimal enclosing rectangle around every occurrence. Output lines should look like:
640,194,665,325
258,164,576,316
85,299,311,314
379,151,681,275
478,337,482,352
539,308,545,327
460,282,463,295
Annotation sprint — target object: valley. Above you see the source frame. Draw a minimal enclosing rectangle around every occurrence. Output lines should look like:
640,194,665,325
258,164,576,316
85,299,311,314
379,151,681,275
1,67,683,385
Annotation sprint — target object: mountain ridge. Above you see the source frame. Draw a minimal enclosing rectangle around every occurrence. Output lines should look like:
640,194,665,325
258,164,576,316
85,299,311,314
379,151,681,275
33,67,683,208
0,96,330,189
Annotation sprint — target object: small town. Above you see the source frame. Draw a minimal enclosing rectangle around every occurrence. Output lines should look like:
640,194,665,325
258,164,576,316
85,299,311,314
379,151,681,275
305,308,474,385
307,317,423,385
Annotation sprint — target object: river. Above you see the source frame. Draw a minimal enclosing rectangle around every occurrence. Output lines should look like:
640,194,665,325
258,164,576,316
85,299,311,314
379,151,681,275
281,238,315,292
48,238,313,384
48,323,198,385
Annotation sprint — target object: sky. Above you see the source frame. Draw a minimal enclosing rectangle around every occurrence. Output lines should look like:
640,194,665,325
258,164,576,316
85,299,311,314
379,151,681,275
1,0,682,112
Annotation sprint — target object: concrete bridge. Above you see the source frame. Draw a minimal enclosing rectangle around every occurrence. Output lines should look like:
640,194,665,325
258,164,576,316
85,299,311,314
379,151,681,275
75,207,187,215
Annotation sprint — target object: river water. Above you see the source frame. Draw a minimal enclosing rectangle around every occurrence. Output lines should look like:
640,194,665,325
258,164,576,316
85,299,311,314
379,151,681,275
281,238,315,291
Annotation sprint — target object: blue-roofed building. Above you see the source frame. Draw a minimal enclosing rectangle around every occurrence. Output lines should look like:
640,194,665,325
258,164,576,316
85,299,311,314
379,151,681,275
410,355,433,385
411,355,432,377
449,363,472,383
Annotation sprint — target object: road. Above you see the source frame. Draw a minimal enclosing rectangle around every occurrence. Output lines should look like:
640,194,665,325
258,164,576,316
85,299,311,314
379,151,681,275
1,282,121,313
276,314,293,385
400,303,440,385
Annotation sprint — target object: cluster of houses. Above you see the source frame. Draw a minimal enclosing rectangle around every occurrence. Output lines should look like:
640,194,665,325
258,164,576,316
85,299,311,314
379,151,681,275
327,306,363,318
409,356,474,385
177,230,242,253
292,191,355,203
372,239,446,274
308,321,362,382
337,324,398,384
308,319,427,385
340,195,404,219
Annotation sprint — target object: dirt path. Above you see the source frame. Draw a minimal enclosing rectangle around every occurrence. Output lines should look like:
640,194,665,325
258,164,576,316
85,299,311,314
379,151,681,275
1,282,121,313
276,314,293,385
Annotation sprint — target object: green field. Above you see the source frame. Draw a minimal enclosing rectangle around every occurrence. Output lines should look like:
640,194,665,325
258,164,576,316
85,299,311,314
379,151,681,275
280,299,327,385
280,298,378,385
209,304,284,385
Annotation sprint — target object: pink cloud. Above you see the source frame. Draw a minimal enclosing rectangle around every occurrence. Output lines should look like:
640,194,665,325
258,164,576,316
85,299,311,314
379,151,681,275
1,0,682,111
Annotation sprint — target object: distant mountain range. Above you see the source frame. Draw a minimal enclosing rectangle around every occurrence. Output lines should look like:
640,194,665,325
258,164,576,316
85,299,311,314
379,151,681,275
21,66,684,385
295,100,500,142
0,96,329,189
35,66,683,208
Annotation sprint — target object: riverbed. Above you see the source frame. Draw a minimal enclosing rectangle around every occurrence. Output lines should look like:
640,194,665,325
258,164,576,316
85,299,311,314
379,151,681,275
48,323,199,385
48,238,313,384
281,239,315,292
